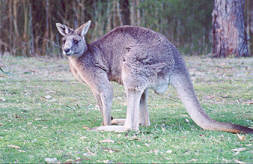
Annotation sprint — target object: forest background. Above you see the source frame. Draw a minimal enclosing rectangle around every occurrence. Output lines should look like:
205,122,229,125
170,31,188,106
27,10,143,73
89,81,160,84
0,0,253,57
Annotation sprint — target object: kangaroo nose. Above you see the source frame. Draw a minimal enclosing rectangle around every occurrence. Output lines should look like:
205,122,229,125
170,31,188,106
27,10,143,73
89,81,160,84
64,48,70,54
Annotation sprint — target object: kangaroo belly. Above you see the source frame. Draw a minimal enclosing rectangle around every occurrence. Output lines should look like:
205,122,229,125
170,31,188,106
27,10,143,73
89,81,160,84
150,79,170,95
154,83,168,95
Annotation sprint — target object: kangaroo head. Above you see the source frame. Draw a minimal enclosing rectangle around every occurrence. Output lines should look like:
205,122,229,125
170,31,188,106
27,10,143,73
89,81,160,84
56,20,91,57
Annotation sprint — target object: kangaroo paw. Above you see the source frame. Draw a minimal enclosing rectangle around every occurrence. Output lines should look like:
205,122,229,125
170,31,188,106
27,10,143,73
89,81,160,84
102,116,114,126
111,119,126,125
87,125,125,132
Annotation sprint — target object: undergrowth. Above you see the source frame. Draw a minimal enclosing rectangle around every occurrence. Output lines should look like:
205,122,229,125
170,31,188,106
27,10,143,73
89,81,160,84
0,56,253,163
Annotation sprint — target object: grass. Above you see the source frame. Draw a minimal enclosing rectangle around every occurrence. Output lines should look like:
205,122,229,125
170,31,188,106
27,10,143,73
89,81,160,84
0,55,253,163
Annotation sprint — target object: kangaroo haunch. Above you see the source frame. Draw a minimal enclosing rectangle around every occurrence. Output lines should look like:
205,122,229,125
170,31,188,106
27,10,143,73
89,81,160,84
56,20,253,133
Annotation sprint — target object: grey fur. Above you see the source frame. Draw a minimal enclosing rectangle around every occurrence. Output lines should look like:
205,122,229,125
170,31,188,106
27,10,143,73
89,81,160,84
56,21,253,133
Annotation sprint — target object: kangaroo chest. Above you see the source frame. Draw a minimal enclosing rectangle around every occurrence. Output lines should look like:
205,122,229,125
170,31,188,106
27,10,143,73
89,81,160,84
68,57,90,84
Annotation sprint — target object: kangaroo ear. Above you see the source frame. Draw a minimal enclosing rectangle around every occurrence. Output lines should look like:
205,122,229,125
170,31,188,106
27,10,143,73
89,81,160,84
56,23,73,36
75,20,91,37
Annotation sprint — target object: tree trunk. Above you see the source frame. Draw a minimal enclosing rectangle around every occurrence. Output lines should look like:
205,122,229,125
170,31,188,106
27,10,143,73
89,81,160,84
130,0,140,26
248,0,253,55
120,0,130,25
212,0,249,57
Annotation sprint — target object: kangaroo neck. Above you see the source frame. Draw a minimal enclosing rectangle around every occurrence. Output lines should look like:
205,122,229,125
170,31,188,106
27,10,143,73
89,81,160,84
68,48,92,67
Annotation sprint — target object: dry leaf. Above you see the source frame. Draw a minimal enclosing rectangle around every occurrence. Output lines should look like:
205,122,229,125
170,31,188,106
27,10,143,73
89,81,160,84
64,158,90,164
148,149,159,154
232,148,246,152
75,158,90,161
145,143,150,147
63,162,72,164
242,99,253,105
102,160,110,163
83,126,90,130
219,63,226,66
35,118,45,121
128,137,140,141
234,151,240,156
14,115,22,118
204,95,216,99
45,88,56,94
44,95,51,99
180,114,189,117
222,159,229,163
234,159,246,164
45,158,57,163
83,152,96,156
48,99,56,102
166,150,172,153
8,145,20,149
101,148,119,152
236,133,246,141
188,159,198,162
80,136,88,139
65,159,75,163
99,139,115,143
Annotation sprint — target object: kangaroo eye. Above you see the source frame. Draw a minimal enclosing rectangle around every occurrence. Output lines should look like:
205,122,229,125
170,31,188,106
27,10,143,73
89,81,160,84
73,39,79,44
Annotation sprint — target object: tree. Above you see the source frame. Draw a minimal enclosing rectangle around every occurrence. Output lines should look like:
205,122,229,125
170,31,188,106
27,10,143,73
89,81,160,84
246,0,253,55
212,0,249,57
2,0,252,56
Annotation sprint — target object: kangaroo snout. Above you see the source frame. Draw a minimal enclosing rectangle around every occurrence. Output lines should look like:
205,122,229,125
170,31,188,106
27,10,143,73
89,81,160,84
64,48,70,54
63,48,72,56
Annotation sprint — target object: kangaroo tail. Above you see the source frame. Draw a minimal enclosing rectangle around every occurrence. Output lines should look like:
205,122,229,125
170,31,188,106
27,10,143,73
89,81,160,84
170,57,253,134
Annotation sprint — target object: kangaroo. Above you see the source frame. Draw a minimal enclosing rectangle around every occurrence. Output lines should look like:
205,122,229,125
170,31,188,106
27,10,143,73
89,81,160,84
56,20,253,133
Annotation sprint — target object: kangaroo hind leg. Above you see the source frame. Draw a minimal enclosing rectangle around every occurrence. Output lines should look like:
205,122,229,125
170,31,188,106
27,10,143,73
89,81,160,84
111,89,150,126
124,88,144,131
139,89,150,126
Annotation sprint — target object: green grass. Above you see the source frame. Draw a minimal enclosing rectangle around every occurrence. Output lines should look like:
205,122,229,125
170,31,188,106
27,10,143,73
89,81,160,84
0,55,253,163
